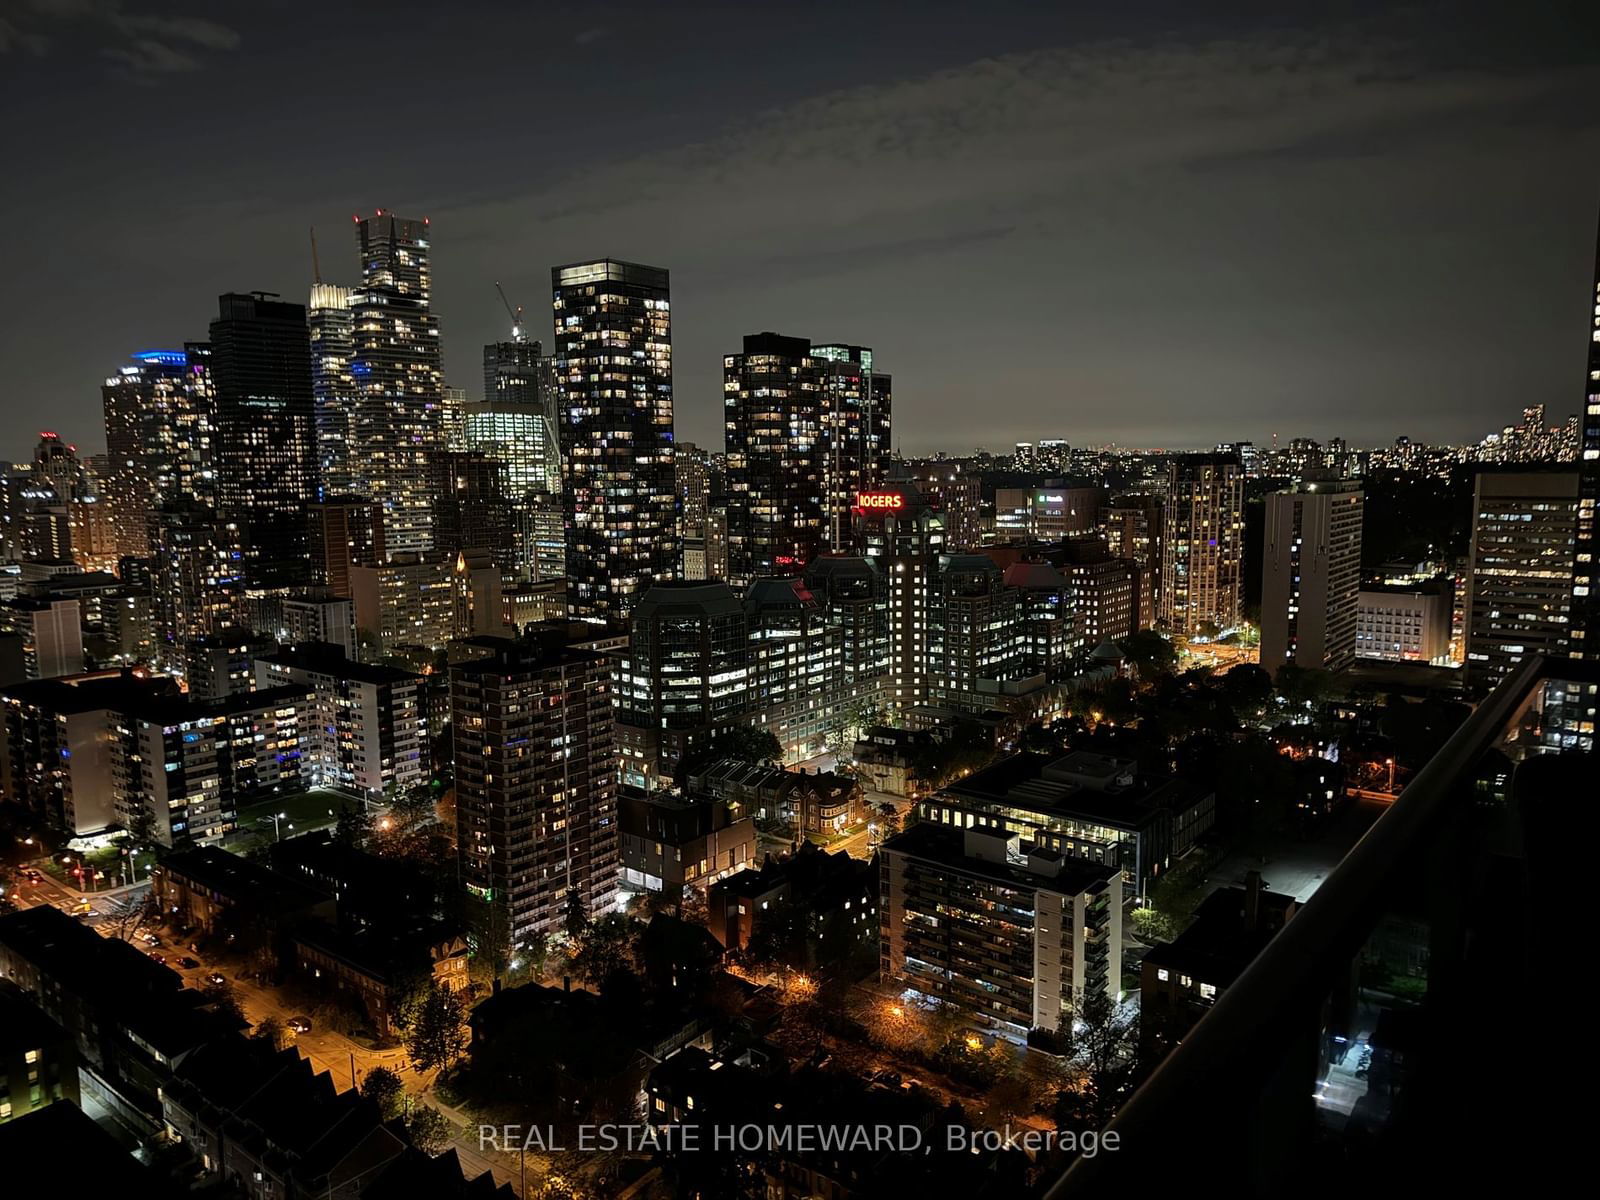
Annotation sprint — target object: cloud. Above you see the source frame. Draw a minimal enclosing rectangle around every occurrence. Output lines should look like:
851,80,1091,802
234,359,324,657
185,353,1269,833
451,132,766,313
442,27,1596,450
3,0,238,78
573,26,607,46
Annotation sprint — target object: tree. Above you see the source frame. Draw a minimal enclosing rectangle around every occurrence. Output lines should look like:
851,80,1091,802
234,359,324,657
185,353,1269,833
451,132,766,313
361,1065,406,1121
202,979,246,1024
677,726,785,783
400,982,468,1074
382,785,437,836
1118,630,1177,681
1221,664,1273,717
572,913,642,990
126,805,160,857
1275,663,1335,709
1057,989,1142,1130
745,894,814,971
334,802,373,850
250,1016,286,1050
562,886,591,943
407,1104,453,1155
1132,860,1207,944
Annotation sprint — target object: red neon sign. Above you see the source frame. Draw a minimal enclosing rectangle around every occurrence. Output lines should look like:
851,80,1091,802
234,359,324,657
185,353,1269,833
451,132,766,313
853,491,906,513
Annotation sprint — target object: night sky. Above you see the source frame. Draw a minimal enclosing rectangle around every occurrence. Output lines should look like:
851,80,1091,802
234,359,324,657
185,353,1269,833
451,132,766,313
3,0,1598,462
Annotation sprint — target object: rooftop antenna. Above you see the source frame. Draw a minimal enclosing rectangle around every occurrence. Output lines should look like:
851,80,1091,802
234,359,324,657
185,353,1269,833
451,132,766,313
310,226,323,285
495,280,526,343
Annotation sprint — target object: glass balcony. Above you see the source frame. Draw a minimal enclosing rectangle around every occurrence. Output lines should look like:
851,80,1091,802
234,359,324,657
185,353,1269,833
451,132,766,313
1048,653,1597,1196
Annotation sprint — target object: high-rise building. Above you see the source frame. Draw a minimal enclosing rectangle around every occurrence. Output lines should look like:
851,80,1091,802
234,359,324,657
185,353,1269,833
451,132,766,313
724,333,827,583
428,450,516,566
927,554,1025,714
994,487,1102,543
743,576,845,759
255,642,426,802
100,349,215,559
452,633,619,955
880,822,1122,1039
853,478,945,711
1104,497,1163,630
350,213,444,556
306,497,385,597
1161,454,1244,637
1260,482,1364,673
308,281,357,497
551,259,676,622
909,464,983,550
810,343,892,550
614,581,748,790
1055,539,1141,645
149,503,243,666
1355,582,1453,664
349,554,453,654
804,555,889,698
675,442,716,537
1465,470,1580,693
209,293,317,588
468,338,561,580
1573,212,1600,661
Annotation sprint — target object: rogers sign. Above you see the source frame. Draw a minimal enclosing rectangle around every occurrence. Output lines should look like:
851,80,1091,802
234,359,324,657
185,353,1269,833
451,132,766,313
853,491,907,513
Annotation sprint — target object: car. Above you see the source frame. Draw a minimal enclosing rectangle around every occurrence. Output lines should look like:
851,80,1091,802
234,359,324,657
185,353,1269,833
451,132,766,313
22,869,43,883
148,952,166,964
286,1015,312,1034
206,972,226,986
142,932,162,947
177,957,200,970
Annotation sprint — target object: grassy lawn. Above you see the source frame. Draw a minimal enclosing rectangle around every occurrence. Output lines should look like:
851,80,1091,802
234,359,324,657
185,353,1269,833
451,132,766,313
235,789,348,841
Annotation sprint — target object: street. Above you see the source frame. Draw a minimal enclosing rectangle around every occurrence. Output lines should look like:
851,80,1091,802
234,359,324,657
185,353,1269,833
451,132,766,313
5,858,529,1195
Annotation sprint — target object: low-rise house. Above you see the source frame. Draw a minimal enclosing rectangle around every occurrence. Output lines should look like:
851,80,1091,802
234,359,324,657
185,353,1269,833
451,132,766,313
1140,871,1298,1057
707,842,877,955
617,788,756,897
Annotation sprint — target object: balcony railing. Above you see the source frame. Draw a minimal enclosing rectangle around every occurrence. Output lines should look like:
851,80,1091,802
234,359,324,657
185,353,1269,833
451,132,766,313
1048,652,1597,1196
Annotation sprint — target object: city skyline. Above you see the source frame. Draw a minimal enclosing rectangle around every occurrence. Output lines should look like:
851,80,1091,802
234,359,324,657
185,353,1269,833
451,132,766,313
5,2,1599,461
1,4,1597,1195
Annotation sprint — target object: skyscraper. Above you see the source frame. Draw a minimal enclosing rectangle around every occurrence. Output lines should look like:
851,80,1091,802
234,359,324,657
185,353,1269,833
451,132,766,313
1161,454,1244,637
428,449,516,565
852,477,946,711
1465,470,1580,693
208,292,317,588
1572,211,1600,661
306,497,385,598
1260,482,1364,673
149,502,243,666
351,212,444,557
613,581,748,790
452,633,619,956
811,343,892,550
469,336,562,579
99,348,215,559
724,332,827,583
551,259,677,622
308,281,356,498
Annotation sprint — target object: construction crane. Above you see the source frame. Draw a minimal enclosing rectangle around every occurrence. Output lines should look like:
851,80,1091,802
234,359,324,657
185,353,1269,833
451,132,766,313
495,281,526,343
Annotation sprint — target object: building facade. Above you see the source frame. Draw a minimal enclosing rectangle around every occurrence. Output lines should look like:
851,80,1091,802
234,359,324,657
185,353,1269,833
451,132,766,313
208,293,316,588
1260,482,1364,673
552,259,676,623
880,822,1121,1039
350,213,444,556
452,635,619,952
1161,454,1244,637
1465,470,1580,692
